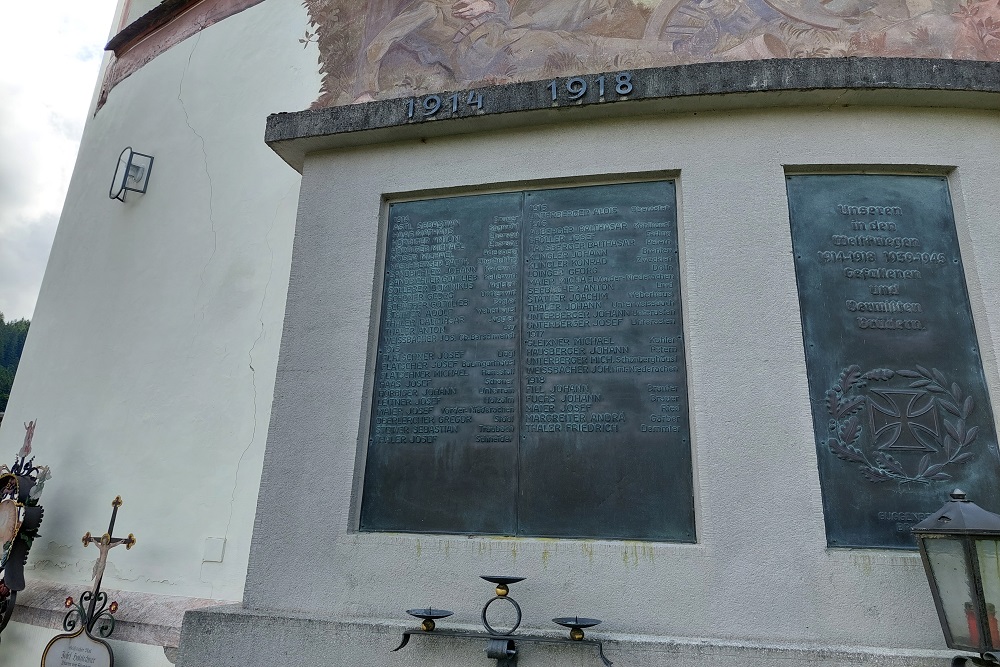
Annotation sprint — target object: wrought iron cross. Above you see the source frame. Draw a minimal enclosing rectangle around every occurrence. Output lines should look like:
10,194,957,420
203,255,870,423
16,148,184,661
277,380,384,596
82,496,136,591
64,496,135,638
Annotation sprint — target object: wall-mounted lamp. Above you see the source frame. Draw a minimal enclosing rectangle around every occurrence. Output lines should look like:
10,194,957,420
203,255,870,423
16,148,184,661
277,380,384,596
109,148,153,202
913,489,1000,667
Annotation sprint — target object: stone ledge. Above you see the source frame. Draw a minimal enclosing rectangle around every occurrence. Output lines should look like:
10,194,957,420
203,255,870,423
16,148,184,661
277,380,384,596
10,578,233,650
177,604,957,667
265,58,1000,172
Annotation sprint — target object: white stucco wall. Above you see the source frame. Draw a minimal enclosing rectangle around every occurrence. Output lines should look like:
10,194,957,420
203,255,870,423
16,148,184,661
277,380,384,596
237,103,1000,664
124,0,165,25
0,0,319,662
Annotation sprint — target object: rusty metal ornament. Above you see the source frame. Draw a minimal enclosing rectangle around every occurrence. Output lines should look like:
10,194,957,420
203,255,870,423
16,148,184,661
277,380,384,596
44,497,132,667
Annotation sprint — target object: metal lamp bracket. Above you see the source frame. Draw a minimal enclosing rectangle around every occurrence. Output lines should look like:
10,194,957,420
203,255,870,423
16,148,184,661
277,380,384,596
109,148,154,202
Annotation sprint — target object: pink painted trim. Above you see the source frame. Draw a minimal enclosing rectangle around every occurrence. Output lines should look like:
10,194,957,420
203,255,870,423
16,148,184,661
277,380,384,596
98,0,265,111
117,0,135,32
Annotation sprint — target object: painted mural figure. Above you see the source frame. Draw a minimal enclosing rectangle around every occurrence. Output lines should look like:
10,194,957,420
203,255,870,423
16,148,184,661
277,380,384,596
508,0,617,30
354,0,685,100
299,0,997,107
354,0,515,99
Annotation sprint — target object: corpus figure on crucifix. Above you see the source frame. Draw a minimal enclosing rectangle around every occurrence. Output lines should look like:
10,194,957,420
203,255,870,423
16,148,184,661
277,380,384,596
83,496,135,595
82,496,136,591
65,496,135,638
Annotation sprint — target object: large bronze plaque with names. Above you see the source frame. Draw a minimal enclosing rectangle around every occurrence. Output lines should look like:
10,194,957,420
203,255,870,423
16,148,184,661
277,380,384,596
787,174,1000,549
361,181,695,541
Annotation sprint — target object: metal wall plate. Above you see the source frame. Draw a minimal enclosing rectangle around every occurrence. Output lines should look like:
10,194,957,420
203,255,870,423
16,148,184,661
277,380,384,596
787,174,1000,549
361,181,695,541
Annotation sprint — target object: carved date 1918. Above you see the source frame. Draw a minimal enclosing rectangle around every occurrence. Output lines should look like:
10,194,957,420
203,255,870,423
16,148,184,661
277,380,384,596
548,72,633,102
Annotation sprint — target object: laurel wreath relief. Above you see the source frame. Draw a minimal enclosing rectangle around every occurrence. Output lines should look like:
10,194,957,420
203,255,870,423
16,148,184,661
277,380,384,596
826,365,978,483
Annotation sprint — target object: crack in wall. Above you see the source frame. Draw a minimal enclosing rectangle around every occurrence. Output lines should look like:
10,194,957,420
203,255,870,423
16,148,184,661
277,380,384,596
174,28,296,600
176,31,217,312
221,186,287,538
198,183,295,599
178,30,226,600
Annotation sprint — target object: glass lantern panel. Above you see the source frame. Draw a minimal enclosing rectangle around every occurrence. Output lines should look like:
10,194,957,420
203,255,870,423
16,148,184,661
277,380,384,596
924,536,978,650
976,539,1000,648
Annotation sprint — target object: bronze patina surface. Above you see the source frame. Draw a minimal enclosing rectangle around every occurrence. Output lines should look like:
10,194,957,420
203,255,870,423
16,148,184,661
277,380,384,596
787,174,1000,549
361,181,694,541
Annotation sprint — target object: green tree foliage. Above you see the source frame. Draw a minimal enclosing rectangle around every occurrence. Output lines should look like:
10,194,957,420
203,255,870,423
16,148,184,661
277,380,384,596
0,313,30,412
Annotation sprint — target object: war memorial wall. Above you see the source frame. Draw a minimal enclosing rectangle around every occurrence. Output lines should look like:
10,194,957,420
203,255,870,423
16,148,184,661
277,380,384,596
355,168,999,549
175,57,1000,667
5,0,1000,663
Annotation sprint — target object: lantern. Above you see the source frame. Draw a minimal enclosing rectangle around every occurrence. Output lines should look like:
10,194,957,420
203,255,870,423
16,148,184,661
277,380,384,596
913,490,1000,663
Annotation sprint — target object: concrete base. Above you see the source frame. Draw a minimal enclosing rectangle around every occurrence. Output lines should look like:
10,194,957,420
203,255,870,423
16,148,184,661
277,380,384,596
176,605,955,667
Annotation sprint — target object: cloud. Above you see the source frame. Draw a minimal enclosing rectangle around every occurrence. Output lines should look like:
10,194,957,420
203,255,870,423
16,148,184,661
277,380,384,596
0,214,57,322
0,0,118,320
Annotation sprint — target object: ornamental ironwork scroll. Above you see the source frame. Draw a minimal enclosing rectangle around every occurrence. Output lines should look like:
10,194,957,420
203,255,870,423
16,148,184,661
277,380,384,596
787,174,1000,549
361,180,695,541
42,496,135,667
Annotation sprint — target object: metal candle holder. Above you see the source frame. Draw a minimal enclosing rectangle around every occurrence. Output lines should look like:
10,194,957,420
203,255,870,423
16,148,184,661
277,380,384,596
553,616,602,641
480,575,524,635
406,607,453,632
392,575,612,666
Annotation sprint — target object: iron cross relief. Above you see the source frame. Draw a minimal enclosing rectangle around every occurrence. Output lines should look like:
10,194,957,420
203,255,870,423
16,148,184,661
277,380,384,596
82,496,136,592
869,389,941,452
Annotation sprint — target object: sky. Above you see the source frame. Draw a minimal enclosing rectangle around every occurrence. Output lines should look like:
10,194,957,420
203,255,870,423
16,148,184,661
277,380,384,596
0,0,120,321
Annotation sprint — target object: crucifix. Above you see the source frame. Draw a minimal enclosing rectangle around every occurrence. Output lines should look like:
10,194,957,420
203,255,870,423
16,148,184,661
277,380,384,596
67,496,136,637
83,496,136,590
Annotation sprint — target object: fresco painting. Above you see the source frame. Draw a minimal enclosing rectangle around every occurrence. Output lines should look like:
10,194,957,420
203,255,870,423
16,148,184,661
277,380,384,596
300,0,1000,108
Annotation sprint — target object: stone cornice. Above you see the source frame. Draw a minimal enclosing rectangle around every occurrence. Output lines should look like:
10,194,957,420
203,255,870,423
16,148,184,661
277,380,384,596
265,58,1000,172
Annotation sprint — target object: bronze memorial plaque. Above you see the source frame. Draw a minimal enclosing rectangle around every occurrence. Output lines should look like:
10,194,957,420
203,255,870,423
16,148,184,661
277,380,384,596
787,174,1000,549
361,181,695,541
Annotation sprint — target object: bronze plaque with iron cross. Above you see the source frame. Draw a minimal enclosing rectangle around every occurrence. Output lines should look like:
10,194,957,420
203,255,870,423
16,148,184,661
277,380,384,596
787,174,1000,549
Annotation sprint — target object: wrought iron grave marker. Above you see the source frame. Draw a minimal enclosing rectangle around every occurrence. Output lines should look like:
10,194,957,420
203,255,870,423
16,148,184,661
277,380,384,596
42,496,136,667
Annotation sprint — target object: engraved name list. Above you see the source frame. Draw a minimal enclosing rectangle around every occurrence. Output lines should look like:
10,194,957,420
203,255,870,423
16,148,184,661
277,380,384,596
360,181,695,542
